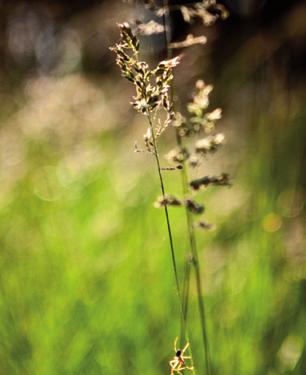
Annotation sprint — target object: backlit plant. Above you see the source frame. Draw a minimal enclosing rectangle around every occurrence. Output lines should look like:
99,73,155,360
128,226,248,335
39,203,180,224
111,1,230,373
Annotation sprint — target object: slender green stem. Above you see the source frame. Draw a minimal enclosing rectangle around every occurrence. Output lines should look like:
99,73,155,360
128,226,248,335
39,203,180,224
187,207,212,375
147,114,181,299
161,1,212,374
146,113,197,375
182,250,191,321
180,153,212,375
133,22,195,368
181,160,212,375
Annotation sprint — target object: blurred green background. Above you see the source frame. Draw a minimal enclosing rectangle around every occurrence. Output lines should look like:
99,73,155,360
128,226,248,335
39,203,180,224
0,1,305,374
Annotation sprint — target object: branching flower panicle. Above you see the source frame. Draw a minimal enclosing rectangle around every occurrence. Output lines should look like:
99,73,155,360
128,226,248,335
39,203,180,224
159,77,229,230
111,23,179,115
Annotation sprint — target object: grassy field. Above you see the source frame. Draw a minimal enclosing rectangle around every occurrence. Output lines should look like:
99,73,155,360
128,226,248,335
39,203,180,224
0,69,305,375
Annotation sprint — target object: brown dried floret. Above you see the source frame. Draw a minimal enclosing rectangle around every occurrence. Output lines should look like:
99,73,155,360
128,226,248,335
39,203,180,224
154,195,182,208
169,34,207,49
154,195,204,215
180,1,229,26
172,112,192,137
190,173,230,190
194,221,214,230
188,155,201,168
166,147,190,164
184,199,204,215
136,20,165,35
195,133,225,154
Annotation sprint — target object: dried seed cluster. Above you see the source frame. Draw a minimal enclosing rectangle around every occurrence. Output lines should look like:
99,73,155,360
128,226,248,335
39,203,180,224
111,23,178,116
111,19,230,230
111,23,182,151
167,80,225,167
163,76,230,228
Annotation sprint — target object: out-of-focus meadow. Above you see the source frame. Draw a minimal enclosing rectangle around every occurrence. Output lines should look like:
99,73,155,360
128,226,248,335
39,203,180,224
0,1,305,374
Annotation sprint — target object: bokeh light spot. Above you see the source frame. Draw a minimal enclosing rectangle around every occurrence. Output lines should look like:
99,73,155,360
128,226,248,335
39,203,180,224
262,212,282,232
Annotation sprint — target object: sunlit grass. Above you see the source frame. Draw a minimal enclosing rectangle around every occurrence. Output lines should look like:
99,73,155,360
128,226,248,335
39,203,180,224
0,76,305,375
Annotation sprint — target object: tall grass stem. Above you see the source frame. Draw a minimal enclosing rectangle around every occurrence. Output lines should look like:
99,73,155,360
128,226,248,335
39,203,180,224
161,2,212,373
146,113,197,375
